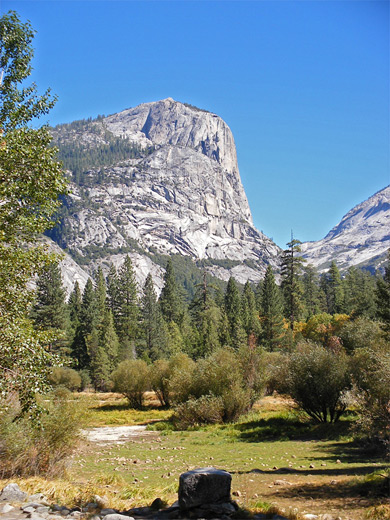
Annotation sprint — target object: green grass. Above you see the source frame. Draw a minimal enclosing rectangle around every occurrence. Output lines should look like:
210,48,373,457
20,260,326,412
71,394,388,518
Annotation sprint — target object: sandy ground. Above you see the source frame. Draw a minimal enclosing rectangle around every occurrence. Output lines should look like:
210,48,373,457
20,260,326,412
81,425,156,443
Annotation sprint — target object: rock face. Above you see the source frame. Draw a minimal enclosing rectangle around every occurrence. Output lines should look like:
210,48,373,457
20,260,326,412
50,98,280,290
302,185,390,272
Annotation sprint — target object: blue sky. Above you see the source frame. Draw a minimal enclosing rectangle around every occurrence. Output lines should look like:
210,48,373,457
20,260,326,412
1,0,389,248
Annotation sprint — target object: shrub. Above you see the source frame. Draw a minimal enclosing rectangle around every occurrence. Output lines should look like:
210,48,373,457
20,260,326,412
150,359,170,407
0,392,85,478
48,367,82,391
262,351,290,395
165,353,196,405
285,341,351,422
111,359,150,408
338,317,385,353
173,394,224,429
351,347,390,450
172,347,262,426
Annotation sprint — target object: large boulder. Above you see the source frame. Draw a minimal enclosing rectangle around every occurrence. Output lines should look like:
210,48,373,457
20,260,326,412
178,467,232,510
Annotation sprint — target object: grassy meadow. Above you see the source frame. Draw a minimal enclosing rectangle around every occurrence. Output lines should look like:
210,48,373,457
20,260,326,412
1,393,388,520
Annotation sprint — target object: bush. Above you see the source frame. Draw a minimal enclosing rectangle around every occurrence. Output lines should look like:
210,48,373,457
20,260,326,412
165,353,196,405
0,392,85,478
172,347,263,427
48,367,82,391
285,341,351,422
173,395,224,429
338,317,385,353
111,359,150,408
351,347,390,450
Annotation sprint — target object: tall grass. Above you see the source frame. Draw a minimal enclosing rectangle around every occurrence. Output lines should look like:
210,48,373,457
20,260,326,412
0,390,86,478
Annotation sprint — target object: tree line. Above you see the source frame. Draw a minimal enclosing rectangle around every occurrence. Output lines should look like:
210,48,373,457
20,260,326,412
31,240,390,393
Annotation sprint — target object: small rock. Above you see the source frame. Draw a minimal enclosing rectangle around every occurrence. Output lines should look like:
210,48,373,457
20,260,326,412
0,504,14,513
23,506,36,514
100,508,118,515
27,513,47,520
309,464,315,468
103,515,135,520
273,480,291,486
336,459,341,464
232,490,241,497
94,495,109,509
303,515,318,520
0,483,28,502
29,494,50,506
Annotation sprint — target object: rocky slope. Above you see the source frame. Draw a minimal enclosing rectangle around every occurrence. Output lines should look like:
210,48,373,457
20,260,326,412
301,185,390,272
50,98,280,291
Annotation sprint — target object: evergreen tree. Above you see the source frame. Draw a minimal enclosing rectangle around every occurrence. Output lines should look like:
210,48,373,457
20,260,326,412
116,256,139,358
343,267,376,318
94,266,107,337
140,273,165,361
225,277,246,349
107,263,120,317
101,310,119,372
324,261,344,315
71,278,96,368
189,272,222,357
31,261,68,332
376,249,390,334
159,258,183,325
241,281,261,338
302,264,323,317
68,281,82,327
281,238,306,329
260,265,285,351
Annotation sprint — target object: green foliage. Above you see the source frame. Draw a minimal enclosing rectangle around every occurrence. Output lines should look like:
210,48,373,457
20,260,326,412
48,366,82,391
281,239,306,328
283,341,351,422
0,391,85,477
140,273,166,360
159,258,183,324
173,395,224,429
351,346,390,449
338,316,384,353
376,249,390,335
0,11,68,416
260,265,285,350
111,359,150,409
323,261,344,315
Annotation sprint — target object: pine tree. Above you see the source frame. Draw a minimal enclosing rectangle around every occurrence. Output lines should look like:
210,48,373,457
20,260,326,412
241,281,261,339
116,256,139,358
189,272,222,357
31,261,68,332
225,277,246,349
260,265,285,351
343,267,376,318
101,310,119,372
281,238,306,329
302,264,322,317
159,258,183,325
71,278,96,368
94,266,108,337
376,249,390,334
140,273,166,361
324,261,344,315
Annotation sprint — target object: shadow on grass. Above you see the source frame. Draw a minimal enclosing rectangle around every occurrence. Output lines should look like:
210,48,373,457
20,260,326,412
232,463,387,478
91,402,168,412
231,414,355,443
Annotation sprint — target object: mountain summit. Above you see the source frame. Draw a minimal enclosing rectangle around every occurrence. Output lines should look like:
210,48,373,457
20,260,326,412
50,99,280,289
301,185,390,272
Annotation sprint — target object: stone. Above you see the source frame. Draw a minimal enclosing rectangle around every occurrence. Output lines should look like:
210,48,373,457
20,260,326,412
93,495,109,509
0,504,14,513
178,467,232,510
303,515,318,520
27,513,47,520
100,508,118,515
29,494,50,506
0,483,28,502
103,515,135,520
